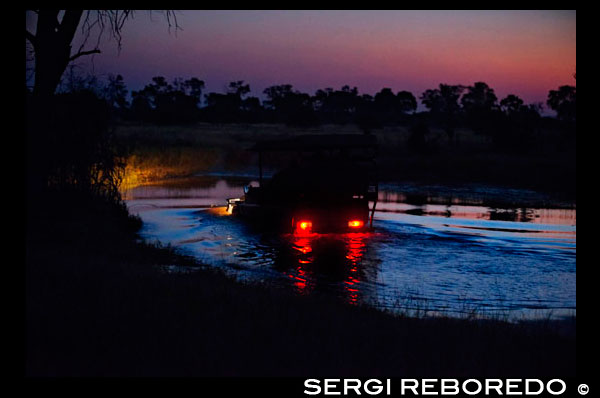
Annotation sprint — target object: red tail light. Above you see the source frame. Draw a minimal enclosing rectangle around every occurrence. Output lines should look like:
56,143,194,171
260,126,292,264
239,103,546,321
296,220,313,234
348,220,364,228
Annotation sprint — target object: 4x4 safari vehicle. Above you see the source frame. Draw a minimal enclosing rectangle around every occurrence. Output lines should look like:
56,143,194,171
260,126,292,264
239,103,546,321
227,134,378,234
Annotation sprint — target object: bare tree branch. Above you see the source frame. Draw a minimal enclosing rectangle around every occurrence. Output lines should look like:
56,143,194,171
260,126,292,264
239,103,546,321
165,10,182,35
148,10,182,35
69,49,101,61
77,11,96,54
26,29,36,46
29,9,179,98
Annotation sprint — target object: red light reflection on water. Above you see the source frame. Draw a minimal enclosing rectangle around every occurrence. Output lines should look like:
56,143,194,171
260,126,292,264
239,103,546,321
346,232,367,263
289,236,314,293
288,231,370,304
344,232,368,304
288,265,309,292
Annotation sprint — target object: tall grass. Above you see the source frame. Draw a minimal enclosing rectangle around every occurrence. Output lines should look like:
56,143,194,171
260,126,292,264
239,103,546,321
120,147,219,190
113,121,575,197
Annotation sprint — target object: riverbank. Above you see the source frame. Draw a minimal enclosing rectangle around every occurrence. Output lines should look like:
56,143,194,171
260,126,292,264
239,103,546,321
26,191,575,376
115,122,576,203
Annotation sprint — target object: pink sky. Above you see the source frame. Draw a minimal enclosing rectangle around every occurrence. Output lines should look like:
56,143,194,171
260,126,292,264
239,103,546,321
27,10,576,111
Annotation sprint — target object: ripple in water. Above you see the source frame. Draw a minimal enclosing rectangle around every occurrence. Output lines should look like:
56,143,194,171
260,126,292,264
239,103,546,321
124,176,576,320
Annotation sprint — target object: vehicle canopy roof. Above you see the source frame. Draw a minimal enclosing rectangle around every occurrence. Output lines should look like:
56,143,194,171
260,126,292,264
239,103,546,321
249,134,377,157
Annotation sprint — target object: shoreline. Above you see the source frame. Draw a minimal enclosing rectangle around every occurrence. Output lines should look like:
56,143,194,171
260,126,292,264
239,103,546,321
115,121,576,202
121,171,576,210
26,191,576,376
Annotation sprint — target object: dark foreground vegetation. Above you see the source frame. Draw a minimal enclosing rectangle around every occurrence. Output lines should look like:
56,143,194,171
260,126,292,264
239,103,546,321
26,191,576,377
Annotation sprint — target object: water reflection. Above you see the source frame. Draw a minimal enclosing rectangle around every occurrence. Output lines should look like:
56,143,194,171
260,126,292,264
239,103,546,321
376,202,576,226
122,175,258,202
123,175,576,320
345,233,368,304
281,232,370,305
289,236,314,293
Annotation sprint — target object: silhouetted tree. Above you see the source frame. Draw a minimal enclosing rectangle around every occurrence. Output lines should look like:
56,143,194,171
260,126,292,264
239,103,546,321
185,77,205,104
240,96,263,122
130,91,153,122
370,88,417,124
227,80,251,98
56,67,131,117
492,94,545,153
461,82,498,113
201,80,260,123
264,85,308,111
396,91,417,115
461,82,499,136
526,103,544,118
547,85,576,122
203,92,237,121
500,94,525,116
26,10,178,101
26,10,179,196
420,84,465,143
57,64,101,94
354,94,380,133
313,85,361,124
131,76,204,124
500,94,543,122
105,74,129,115
263,84,316,125
421,84,464,115
374,88,397,116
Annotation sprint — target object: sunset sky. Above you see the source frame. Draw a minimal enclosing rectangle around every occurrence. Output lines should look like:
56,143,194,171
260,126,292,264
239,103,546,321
27,10,576,112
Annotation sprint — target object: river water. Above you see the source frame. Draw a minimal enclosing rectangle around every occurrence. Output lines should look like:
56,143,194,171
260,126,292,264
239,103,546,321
123,175,576,320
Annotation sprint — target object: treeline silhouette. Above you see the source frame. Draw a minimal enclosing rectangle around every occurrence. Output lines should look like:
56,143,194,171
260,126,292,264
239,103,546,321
26,71,576,199
40,71,576,134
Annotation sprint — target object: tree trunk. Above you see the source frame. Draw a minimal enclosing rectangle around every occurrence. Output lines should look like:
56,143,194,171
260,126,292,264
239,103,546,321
28,10,83,195
31,10,83,101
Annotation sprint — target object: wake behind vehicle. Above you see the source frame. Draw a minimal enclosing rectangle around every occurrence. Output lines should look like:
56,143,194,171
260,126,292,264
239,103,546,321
227,134,378,234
